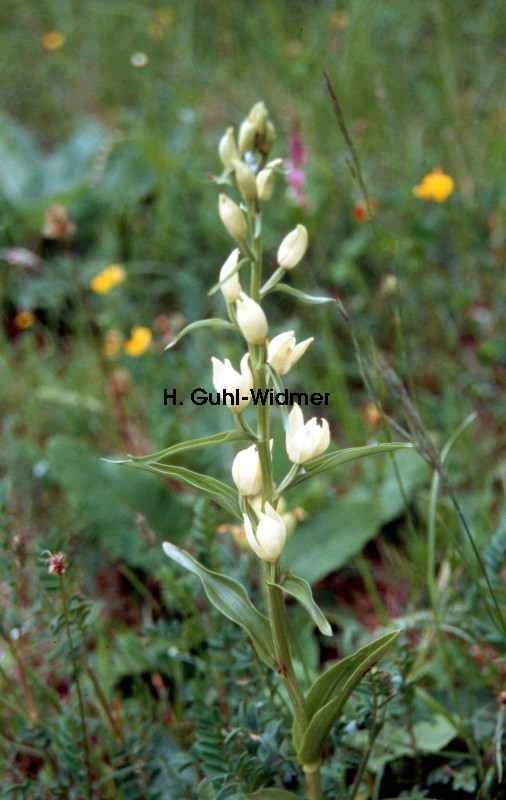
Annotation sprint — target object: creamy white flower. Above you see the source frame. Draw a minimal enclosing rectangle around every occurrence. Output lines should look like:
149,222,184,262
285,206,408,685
219,194,247,241
218,127,238,168
236,292,268,344
232,159,257,200
211,353,253,412
243,502,286,562
277,224,308,270
219,249,242,303
256,159,283,201
238,101,268,154
267,331,314,376
232,440,272,496
286,403,330,464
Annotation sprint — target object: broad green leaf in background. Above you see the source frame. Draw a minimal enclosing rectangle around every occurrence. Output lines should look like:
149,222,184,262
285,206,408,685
267,571,332,636
250,790,301,799
363,715,456,775
294,630,401,763
283,448,428,583
165,318,235,350
162,541,274,668
47,436,190,568
113,429,255,465
35,385,103,414
126,462,241,520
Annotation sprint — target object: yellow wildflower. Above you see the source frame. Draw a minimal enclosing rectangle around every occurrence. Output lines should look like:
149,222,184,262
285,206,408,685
14,310,35,330
89,265,126,294
155,8,175,25
364,403,381,428
413,167,454,203
123,327,152,356
330,10,350,30
42,31,65,51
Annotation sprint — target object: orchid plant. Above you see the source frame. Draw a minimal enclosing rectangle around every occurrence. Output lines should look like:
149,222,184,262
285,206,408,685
119,103,411,799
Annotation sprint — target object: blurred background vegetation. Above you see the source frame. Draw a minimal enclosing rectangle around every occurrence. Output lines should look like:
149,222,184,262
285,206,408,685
0,1,505,798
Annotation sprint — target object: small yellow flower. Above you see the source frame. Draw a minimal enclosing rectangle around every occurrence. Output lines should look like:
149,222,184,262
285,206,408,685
363,403,381,428
101,330,123,358
14,310,35,330
413,167,454,203
42,31,65,51
330,10,350,30
123,327,152,356
89,265,126,294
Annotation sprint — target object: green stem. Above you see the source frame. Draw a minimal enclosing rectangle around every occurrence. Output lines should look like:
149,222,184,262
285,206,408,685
244,192,323,800
264,561,309,731
304,763,323,800
59,575,93,800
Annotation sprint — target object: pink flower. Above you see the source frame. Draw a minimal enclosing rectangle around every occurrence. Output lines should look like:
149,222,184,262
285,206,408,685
285,127,310,208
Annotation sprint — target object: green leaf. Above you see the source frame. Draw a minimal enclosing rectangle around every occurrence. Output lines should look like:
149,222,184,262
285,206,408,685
267,571,332,636
162,541,274,667
250,790,300,799
47,436,190,568
269,283,335,305
111,430,255,465
290,442,413,487
125,462,241,520
165,318,235,350
283,447,428,583
295,630,401,762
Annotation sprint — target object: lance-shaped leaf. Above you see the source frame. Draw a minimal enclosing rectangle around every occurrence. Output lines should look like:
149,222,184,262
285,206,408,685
294,630,401,762
208,257,249,296
287,443,413,489
268,283,335,305
110,430,255,465
125,462,241,520
250,790,301,799
162,541,274,668
267,571,332,636
165,318,235,350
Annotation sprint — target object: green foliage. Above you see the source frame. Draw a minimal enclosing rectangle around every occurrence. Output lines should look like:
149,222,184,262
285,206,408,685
295,631,401,765
47,435,191,566
162,541,274,668
0,1,505,797
284,448,428,583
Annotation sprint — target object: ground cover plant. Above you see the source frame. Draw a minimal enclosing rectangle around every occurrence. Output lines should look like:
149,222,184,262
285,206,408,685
0,2,505,798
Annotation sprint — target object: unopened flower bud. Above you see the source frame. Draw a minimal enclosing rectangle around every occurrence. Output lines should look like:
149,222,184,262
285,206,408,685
211,353,253,412
219,248,242,303
260,120,276,156
232,159,257,200
248,101,268,134
267,331,313,376
256,159,283,201
277,224,308,270
238,118,257,155
232,440,272,496
243,502,286,562
286,404,330,464
238,101,269,154
218,126,238,168
48,552,68,575
219,194,248,241
236,292,268,344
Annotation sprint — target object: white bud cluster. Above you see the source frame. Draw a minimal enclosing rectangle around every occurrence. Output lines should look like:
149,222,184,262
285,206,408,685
212,105,330,565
